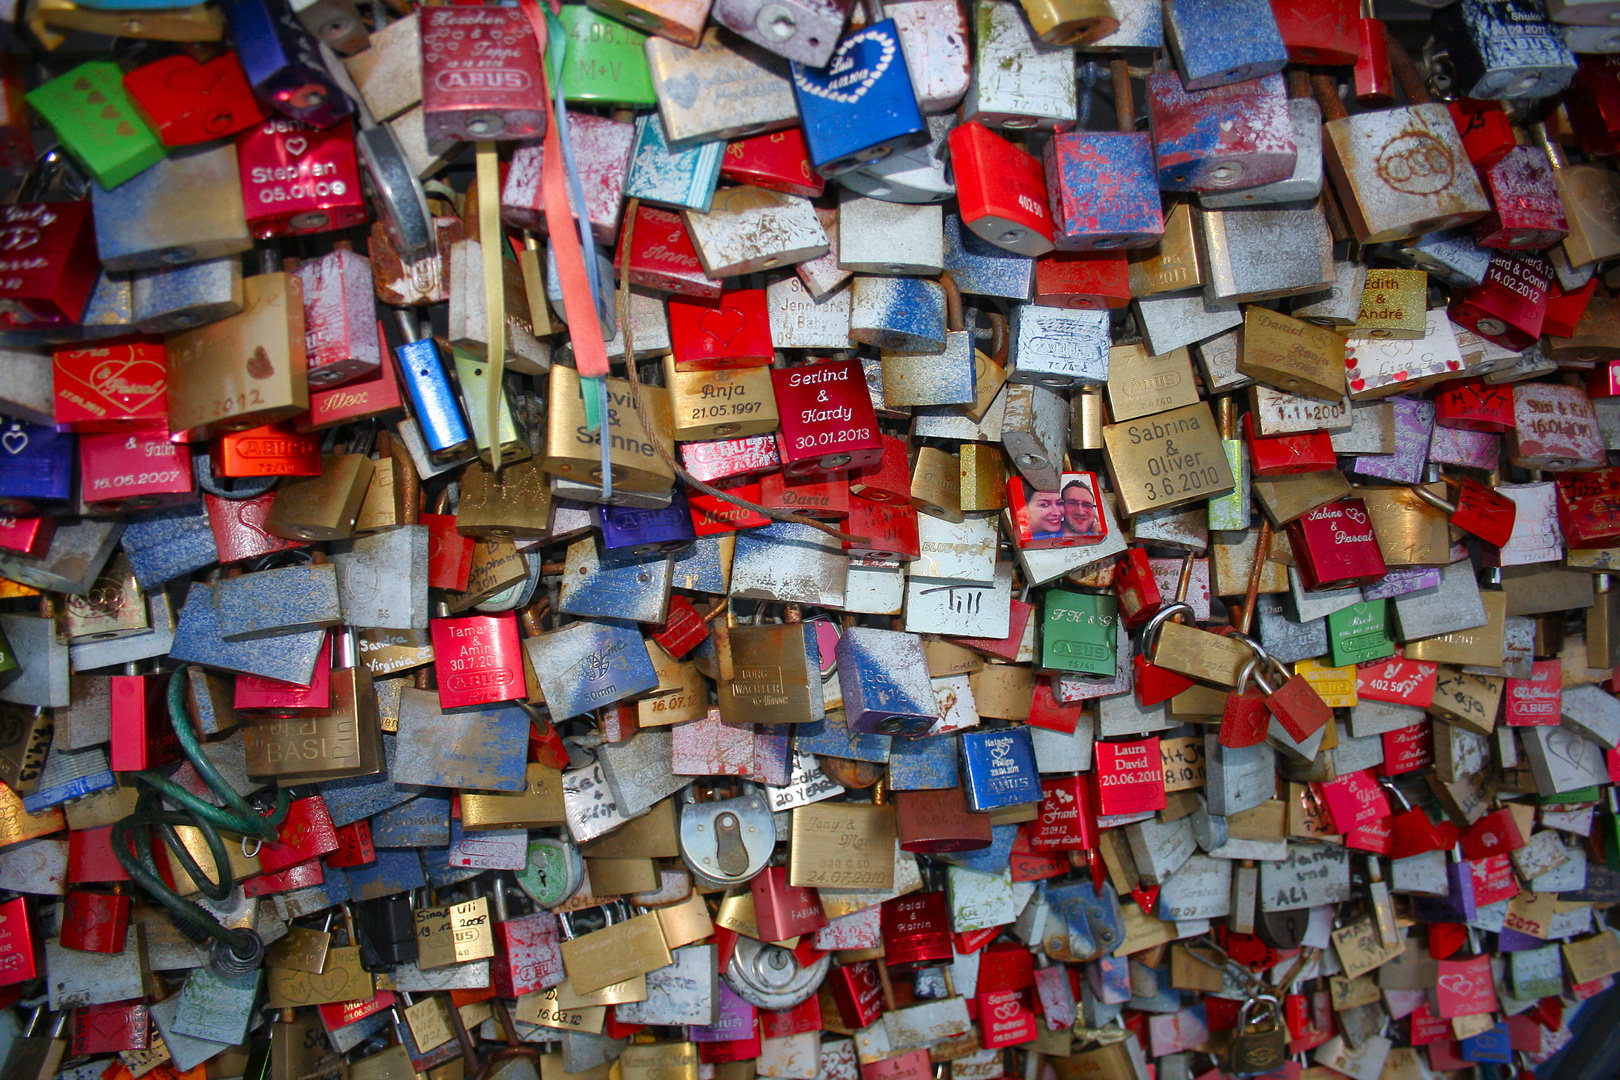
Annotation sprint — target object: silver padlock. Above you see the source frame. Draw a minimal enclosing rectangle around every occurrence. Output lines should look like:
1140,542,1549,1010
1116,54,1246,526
677,781,775,888
723,934,830,1008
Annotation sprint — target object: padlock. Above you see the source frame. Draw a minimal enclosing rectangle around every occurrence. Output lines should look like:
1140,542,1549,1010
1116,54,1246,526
1430,0,1577,101
1449,250,1552,351
557,5,658,106
790,0,927,176
678,782,775,888
838,626,935,736
297,247,381,388
1165,0,1287,89
1149,71,1296,194
52,338,167,433
506,114,634,240
1413,474,1516,548
0,199,98,329
166,264,309,438
965,0,1077,130
1534,126,1620,272
121,52,267,147
265,451,374,541
1242,413,1337,476
0,418,74,516
771,359,883,476
1237,306,1346,403
90,141,254,270
1285,497,1388,591
1314,41,1490,244
25,62,165,190
1046,61,1162,251
1474,145,1568,252
1226,994,1288,1074
218,0,355,129
945,121,1053,258
418,6,546,141
1134,601,1198,707
1040,589,1117,678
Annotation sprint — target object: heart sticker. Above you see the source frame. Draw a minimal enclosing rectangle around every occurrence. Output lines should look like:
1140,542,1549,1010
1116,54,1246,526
285,136,308,157
792,30,896,105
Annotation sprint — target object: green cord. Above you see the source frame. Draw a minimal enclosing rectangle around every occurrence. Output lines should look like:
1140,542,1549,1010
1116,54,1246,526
111,667,294,950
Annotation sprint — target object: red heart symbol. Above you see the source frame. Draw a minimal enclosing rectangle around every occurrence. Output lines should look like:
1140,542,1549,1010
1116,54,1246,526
699,306,746,350
161,56,228,96
1350,378,1365,391
1394,370,1408,381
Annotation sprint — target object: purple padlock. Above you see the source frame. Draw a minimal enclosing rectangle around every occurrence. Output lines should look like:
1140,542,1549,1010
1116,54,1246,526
597,489,696,556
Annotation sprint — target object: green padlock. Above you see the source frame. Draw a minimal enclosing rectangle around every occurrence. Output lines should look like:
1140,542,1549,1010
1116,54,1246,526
1326,601,1396,668
1040,589,1118,677
25,61,165,190
558,6,658,107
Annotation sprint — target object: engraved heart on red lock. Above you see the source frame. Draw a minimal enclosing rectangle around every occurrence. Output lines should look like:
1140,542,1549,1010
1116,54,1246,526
698,306,746,349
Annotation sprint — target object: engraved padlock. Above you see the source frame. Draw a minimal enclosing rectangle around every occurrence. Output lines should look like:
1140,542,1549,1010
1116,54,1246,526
1227,994,1288,1075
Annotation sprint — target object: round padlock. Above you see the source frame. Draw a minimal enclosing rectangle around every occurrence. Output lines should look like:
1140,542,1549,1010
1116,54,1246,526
722,935,830,1009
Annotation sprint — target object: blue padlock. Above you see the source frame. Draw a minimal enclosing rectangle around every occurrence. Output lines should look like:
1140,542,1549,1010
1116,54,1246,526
790,4,928,176
320,735,423,826
21,745,115,814
888,733,960,790
121,503,220,589
170,581,329,684
960,726,1043,810
0,417,73,515
793,707,891,762
1410,855,1479,924
1164,0,1288,91
836,625,937,737
597,489,697,556
392,310,472,466
1431,0,1578,101
219,0,355,129
1458,1022,1512,1064
371,796,453,848
344,849,428,902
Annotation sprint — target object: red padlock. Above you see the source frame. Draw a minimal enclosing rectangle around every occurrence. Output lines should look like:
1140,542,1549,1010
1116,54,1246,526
1567,56,1620,159
842,496,921,561
720,129,824,198
1244,413,1336,476
207,491,308,564
214,422,322,477
1220,662,1273,748
1554,467,1620,549
0,201,99,328
826,960,887,1028
1033,251,1131,310
1270,0,1359,65
1285,498,1388,591
72,1000,149,1055
430,613,526,709
1446,98,1518,169
613,203,722,299
1353,11,1392,106
1543,277,1597,339
681,436,782,485
423,509,476,591
108,673,179,772
59,887,130,954
80,425,193,512
0,516,53,558
1113,547,1164,629
1027,774,1096,852
257,795,339,874
1414,476,1516,548
1474,146,1568,252
652,594,710,658
1448,251,1552,351
236,118,367,239
327,819,376,868
849,435,913,504
1434,378,1514,432
880,891,954,971
1092,738,1167,817
122,53,266,147
492,887,562,998
770,360,883,476
669,290,774,369
949,121,1055,258
690,484,771,535
52,337,168,433
1459,807,1526,860
751,865,828,942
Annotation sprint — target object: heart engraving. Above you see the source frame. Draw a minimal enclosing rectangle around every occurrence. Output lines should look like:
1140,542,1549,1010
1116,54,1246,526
792,29,896,105
1,427,27,456
698,306,746,349
285,136,308,157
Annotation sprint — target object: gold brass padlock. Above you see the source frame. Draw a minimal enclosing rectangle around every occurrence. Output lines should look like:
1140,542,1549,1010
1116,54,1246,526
542,366,675,494
265,454,376,542
456,457,553,539
166,270,309,439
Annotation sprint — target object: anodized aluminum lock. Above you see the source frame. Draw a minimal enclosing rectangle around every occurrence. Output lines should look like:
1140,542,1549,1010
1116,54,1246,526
1430,0,1578,101
948,121,1054,258
418,6,546,142
1448,250,1552,351
1414,475,1517,548
218,0,355,129
121,52,267,148
789,0,928,177
837,626,936,736
1150,71,1297,195
770,359,883,476
1045,60,1163,251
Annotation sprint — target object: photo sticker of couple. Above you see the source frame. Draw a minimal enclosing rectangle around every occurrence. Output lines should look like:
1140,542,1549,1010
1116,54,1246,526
1010,472,1105,550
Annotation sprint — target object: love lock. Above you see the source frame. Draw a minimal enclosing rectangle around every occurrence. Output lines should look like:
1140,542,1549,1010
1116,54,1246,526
515,836,583,908
722,934,830,1010
678,781,774,888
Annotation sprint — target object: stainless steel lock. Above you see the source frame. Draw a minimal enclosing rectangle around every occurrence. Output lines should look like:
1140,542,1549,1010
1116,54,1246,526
678,782,775,888
722,934,830,1009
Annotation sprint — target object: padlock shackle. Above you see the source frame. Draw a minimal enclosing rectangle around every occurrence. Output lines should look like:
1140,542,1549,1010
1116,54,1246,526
1410,483,1457,517
1386,37,1430,106
1140,601,1196,662
1110,58,1133,134
1310,74,1349,122
937,271,964,332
